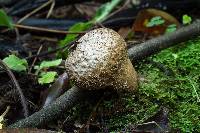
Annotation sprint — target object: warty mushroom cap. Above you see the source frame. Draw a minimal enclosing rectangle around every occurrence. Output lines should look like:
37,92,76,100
65,28,138,91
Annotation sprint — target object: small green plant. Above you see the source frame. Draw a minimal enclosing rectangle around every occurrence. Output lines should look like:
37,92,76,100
3,55,28,72
38,71,57,84
34,59,62,71
146,16,165,27
0,9,13,29
3,54,62,84
34,59,62,84
165,24,177,33
59,22,92,47
182,14,192,25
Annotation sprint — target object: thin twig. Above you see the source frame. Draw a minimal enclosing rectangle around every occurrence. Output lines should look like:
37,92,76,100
17,0,53,24
0,60,29,117
1,106,10,118
32,36,58,42
28,45,43,74
46,0,55,18
25,39,77,60
14,24,86,34
136,121,165,132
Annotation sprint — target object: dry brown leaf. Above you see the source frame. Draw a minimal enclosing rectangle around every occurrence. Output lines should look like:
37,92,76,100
132,8,180,36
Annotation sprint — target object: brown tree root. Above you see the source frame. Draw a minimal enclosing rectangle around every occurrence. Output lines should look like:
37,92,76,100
9,20,200,128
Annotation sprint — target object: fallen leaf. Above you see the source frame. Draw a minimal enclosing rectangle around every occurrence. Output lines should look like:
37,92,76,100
132,8,180,36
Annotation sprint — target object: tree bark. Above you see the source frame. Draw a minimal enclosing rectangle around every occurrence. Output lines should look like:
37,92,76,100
9,86,84,128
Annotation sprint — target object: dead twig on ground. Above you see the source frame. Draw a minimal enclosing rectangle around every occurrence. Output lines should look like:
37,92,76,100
9,86,84,128
28,45,43,74
14,24,86,34
17,0,54,24
26,39,77,60
46,0,55,18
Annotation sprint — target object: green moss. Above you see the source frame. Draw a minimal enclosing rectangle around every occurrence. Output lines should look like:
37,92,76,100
104,37,200,132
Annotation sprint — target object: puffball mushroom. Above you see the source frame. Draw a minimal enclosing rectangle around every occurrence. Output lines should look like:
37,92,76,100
65,28,138,91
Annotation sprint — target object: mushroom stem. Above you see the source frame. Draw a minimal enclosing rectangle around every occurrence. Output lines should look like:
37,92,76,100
113,58,138,90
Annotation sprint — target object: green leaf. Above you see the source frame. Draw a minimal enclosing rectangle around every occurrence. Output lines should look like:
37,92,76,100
38,71,57,84
59,22,92,47
3,55,28,72
165,24,177,33
39,59,62,70
58,22,92,58
182,14,192,25
146,16,165,27
0,9,13,29
93,0,121,22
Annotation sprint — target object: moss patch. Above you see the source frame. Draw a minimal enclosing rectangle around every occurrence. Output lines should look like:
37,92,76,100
104,37,200,132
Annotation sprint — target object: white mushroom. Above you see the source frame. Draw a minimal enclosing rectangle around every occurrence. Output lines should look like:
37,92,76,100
65,28,138,91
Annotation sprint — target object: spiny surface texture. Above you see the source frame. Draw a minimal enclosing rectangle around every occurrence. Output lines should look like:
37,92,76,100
65,28,137,90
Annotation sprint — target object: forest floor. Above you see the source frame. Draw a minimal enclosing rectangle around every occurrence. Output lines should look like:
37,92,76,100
0,0,200,132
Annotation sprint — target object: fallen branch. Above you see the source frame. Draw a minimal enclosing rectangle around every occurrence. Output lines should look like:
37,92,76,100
9,20,200,128
9,86,84,128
